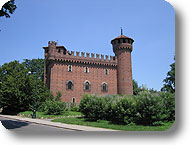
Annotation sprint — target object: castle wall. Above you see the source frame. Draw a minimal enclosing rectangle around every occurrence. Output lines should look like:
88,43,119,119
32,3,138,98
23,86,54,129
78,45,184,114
48,60,117,103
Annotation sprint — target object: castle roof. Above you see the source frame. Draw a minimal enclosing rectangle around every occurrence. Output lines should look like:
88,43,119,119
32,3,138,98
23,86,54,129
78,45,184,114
113,35,134,41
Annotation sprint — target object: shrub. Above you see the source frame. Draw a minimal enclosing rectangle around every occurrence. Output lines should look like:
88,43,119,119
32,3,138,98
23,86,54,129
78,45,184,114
134,92,165,126
42,100,66,115
79,92,175,126
160,92,175,121
69,103,79,112
108,96,137,125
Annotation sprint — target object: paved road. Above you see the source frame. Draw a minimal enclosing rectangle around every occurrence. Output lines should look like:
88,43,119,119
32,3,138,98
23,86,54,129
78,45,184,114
0,116,75,132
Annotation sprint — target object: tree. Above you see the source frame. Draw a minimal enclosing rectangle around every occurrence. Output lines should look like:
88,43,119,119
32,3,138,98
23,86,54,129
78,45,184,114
0,60,52,114
0,0,17,18
133,79,141,95
161,60,175,93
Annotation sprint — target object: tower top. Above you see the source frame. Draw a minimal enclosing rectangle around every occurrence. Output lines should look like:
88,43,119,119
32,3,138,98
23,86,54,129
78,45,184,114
121,27,123,35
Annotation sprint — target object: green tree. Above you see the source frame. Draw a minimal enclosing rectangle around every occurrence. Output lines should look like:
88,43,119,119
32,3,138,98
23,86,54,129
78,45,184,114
0,0,17,18
133,79,141,95
161,60,175,93
22,59,44,81
0,60,52,114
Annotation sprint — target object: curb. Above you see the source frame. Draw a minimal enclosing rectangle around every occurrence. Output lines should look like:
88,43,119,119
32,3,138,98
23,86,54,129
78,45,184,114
0,115,116,131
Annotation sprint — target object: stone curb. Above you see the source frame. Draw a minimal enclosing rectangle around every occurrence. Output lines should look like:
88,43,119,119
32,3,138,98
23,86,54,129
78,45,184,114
0,115,117,131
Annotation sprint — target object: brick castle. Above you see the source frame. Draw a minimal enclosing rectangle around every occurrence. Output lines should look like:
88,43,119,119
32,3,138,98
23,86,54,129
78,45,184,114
43,31,134,103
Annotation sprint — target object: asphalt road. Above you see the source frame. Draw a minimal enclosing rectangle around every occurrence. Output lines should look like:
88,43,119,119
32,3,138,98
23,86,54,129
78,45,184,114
0,116,75,132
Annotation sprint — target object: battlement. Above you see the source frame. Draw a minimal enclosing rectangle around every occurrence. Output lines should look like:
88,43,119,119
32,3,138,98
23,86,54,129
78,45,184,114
43,41,117,66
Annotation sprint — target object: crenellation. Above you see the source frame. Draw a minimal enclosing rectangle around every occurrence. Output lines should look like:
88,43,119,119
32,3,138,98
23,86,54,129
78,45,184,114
81,52,85,57
91,53,95,58
101,54,104,60
96,54,99,59
71,51,75,56
86,53,90,58
76,51,80,57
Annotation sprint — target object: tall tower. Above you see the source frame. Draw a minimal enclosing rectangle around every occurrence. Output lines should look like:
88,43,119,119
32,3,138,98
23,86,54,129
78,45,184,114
111,29,134,95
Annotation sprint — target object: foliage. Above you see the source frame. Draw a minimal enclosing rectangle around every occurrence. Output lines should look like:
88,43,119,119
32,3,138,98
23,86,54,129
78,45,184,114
41,100,66,115
160,92,175,121
161,60,175,93
79,93,175,126
0,0,17,18
69,103,79,112
18,111,82,119
22,59,44,81
133,79,141,95
55,91,62,101
0,60,52,114
134,92,165,126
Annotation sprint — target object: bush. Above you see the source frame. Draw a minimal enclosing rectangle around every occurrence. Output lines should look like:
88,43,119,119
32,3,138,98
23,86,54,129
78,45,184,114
79,92,175,126
134,92,165,126
42,100,66,115
79,94,108,120
69,103,79,112
160,92,175,121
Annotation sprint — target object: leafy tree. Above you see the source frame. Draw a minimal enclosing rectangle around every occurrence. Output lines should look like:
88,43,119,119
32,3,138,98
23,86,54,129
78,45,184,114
0,0,17,18
0,60,52,114
22,59,44,81
133,79,141,95
161,60,175,93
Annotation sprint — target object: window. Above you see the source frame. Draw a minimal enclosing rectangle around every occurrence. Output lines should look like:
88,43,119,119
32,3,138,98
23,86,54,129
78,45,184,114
102,82,108,92
84,80,91,91
105,69,108,75
85,67,89,73
66,80,73,90
72,97,76,103
68,65,72,72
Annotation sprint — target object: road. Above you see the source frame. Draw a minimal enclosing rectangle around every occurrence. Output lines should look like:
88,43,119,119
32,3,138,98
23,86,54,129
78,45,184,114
0,116,76,132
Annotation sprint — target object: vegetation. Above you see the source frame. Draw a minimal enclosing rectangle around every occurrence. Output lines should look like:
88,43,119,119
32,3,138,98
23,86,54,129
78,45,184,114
161,59,175,93
0,59,52,114
0,0,17,18
133,79,141,95
52,117,174,131
18,111,82,119
79,92,175,126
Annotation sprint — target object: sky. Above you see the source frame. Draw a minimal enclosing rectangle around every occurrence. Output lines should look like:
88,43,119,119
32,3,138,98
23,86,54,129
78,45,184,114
0,0,175,91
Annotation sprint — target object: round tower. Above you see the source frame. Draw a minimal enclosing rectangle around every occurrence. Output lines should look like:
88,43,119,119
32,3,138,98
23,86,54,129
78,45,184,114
111,29,134,95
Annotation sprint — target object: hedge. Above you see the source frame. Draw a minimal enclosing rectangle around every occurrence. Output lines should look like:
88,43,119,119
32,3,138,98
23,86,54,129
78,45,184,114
79,92,175,126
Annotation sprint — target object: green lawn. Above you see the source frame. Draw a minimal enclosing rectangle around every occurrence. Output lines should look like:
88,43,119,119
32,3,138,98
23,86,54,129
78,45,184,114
18,111,82,119
52,117,174,131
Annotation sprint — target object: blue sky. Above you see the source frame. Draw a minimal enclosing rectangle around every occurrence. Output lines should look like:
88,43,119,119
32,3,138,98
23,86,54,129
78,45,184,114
0,0,175,91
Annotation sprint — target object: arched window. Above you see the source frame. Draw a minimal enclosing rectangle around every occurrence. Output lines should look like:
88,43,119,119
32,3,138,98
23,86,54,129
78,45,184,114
84,80,91,91
66,80,73,90
72,97,76,103
102,82,108,92
85,67,89,73
68,65,72,72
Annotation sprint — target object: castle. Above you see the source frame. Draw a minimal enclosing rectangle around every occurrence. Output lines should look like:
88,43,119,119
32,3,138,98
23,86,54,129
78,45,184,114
43,31,134,103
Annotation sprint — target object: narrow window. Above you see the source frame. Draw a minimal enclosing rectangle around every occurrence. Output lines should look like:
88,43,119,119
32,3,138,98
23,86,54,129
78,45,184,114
85,67,89,73
68,65,72,72
102,82,108,92
105,69,108,75
84,81,91,91
66,81,73,90
72,97,76,103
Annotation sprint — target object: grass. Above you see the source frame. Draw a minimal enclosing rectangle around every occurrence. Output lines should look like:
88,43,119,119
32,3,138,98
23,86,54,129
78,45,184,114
52,117,174,131
18,111,82,119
